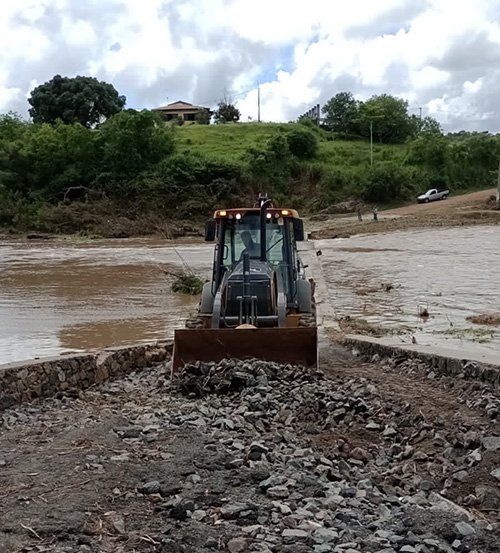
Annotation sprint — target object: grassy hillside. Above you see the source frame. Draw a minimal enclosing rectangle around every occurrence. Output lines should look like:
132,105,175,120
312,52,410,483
177,122,290,160
177,122,407,167
175,122,497,210
1,112,497,236
175,122,418,210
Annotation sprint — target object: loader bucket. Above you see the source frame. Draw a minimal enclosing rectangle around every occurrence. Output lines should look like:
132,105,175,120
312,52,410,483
172,327,318,373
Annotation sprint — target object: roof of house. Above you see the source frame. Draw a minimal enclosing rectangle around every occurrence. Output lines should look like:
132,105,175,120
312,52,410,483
154,100,207,112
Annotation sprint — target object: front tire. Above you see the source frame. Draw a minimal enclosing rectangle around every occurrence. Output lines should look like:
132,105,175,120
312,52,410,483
185,315,205,329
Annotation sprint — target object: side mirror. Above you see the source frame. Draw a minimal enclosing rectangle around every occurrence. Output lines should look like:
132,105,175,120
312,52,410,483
205,220,216,241
292,218,305,241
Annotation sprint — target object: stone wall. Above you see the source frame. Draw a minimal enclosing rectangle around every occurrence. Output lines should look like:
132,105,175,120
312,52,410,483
345,337,500,386
0,341,173,410
2,335,498,411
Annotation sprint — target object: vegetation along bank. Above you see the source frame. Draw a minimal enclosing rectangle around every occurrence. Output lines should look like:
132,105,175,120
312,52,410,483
1,76,499,237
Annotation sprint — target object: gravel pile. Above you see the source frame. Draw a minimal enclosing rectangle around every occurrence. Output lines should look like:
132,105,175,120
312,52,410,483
2,358,499,553
141,359,499,552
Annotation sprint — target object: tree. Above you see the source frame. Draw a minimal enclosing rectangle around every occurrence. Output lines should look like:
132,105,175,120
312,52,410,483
28,74,126,128
214,101,240,124
415,115,442,135
0,112,28,141
195,108,212,125
361,162,415,203
358,94,414,143
0,113,32,195
1,121,97,200
446,134,500,188
97,110,175,179
408,133,448,170
321,92,359,136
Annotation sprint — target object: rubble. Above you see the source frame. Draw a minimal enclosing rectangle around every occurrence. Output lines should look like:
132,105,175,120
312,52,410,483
1,356,499,552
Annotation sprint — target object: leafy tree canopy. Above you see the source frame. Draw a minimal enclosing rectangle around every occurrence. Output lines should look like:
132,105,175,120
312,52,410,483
321,92,359,136
214,101,240,124
0,112,28,141
195,108,212,125
97,109,175,177
28,74,126,128
416,115,442,135
357,94,414,143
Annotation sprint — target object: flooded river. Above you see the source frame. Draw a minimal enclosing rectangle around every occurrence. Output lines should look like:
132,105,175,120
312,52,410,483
0,225,498,365
318,225,499,363
0,238,213,364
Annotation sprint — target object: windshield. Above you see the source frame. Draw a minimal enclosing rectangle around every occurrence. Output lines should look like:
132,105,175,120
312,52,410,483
221,214,285,268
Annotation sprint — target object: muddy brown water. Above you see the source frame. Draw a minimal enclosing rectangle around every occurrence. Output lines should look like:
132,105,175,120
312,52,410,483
0,226,498,365
317,225,500,361
0,238,213,363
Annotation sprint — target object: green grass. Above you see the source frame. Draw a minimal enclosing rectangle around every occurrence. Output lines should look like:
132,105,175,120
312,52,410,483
317,140,407,166
177,122,409,164
173,123,496,211
176,122,294,161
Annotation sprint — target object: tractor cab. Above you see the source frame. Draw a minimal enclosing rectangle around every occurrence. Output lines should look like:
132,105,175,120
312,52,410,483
205,202,305,308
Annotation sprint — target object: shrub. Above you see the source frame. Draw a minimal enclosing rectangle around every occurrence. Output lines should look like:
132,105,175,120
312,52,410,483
286,127,318,159
171,272,204,295
361,162,416,203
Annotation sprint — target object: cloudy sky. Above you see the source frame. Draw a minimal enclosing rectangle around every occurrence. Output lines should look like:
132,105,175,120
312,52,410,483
2,0,500,132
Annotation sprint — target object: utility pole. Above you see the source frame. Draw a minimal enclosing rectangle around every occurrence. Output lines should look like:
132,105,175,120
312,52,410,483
370,120,373,167
497,160,500,205
419,106,422,120
257,85,261,123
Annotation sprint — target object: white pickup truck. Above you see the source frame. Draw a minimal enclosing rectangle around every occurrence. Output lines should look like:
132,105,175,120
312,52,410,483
417,188,449,203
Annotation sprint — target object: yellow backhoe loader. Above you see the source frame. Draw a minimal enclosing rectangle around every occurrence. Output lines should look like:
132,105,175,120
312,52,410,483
172,195,317,371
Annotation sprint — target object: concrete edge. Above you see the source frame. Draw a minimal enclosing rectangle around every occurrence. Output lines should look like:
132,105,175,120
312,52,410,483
0,340,173,411
344,335,500,386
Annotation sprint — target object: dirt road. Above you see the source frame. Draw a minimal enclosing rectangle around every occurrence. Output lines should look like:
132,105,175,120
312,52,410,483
1,350,499,552
310,188,499,238
383,188,496,216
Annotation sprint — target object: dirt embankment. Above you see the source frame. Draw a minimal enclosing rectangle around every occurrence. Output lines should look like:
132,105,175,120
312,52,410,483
0,200,205,239
1,349,499,552
310,188,499,239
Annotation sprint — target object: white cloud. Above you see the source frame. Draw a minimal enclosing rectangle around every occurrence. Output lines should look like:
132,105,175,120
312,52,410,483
463,78,483,94
410,66,449,90
0,0,500,131
62,17,97,47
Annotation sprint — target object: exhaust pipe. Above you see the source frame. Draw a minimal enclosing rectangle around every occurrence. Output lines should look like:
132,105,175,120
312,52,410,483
259,197,272,261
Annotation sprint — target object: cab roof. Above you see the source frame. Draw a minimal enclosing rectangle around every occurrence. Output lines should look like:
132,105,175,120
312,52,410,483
213,207,300,219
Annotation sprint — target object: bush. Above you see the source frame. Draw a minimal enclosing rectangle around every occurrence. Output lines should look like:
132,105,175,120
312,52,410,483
97,109,175,179
128,153,244,214
361,162,416,203
171,272,204,295
286,127,318,159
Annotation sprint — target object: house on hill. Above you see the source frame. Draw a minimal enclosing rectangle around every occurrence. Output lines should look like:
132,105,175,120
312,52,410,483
152,100,211,122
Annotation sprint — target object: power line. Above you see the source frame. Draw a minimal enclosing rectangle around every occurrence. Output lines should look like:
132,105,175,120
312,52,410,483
196,86,258,107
